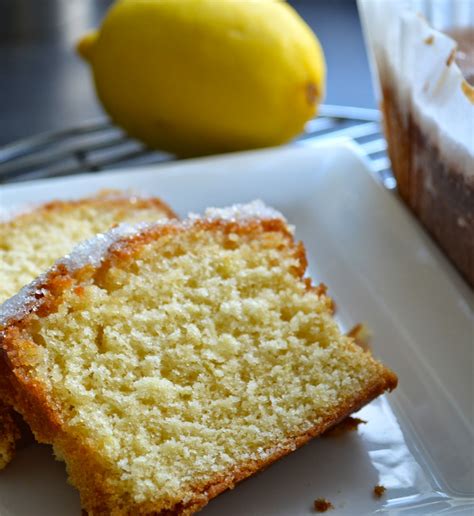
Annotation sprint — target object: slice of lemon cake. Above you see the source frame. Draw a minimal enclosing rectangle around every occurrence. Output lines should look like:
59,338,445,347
0,191,176,469
0,201,396,515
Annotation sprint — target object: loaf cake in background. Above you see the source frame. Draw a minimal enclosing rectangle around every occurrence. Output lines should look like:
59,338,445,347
358,0,474,286
0,201,397,515
0,191,176,470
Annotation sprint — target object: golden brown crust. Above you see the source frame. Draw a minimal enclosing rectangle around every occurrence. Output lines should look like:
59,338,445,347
0,402,20,470
0,217,397,514
1,190,177,228
1,328,64,443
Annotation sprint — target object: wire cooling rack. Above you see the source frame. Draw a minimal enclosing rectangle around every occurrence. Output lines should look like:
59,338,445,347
0,105,394,188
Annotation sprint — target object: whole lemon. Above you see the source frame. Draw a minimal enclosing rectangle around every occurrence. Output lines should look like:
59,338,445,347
78,0,325,156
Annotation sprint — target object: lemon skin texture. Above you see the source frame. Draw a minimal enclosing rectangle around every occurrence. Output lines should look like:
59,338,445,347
78,0,326,156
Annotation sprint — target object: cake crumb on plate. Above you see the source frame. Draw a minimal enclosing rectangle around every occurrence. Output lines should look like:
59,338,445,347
373,484,386,498
323,416,366,438
313,498,334,512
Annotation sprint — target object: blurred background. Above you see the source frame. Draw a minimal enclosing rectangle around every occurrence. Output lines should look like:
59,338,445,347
0,0,374,146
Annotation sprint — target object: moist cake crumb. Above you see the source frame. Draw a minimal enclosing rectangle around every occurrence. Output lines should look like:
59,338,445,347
373,484,386,498
347,323,371,351
323,416,366,438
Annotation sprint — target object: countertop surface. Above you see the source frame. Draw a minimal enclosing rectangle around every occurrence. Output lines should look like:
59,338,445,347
0,0,376,147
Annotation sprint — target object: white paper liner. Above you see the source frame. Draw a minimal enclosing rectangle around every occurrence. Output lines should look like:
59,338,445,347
358,0,474,177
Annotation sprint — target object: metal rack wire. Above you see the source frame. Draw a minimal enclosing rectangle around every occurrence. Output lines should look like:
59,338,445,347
0,105,394,189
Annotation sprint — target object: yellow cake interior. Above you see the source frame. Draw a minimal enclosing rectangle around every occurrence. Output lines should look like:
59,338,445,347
21,223,391,509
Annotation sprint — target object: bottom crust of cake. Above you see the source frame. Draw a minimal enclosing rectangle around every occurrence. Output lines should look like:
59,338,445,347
382,85,474,287
0,403,20,470
156,375,395,515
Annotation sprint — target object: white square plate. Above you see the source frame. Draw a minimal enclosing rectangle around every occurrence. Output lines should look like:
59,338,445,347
0,140,473,515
